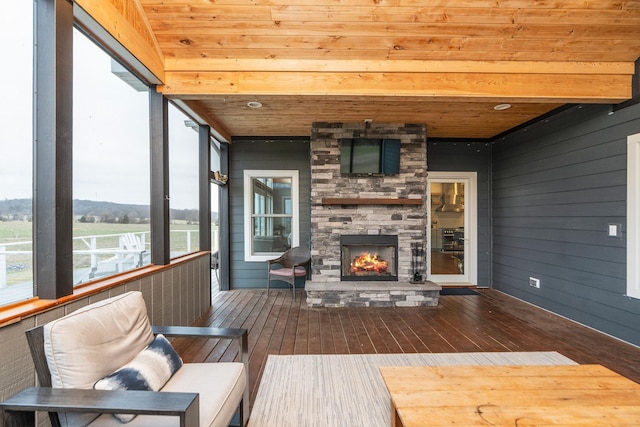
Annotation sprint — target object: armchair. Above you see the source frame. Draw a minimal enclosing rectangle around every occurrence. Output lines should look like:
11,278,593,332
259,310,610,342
267,246,311,301
0,291,249,427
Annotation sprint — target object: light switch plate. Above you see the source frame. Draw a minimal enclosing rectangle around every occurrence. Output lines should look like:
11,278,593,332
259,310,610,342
608,223,622,238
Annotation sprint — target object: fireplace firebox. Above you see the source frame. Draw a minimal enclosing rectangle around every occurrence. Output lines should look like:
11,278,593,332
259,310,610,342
340,235,398,281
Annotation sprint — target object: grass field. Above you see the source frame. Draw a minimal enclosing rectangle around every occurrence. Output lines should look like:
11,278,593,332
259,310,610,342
1,221,203,286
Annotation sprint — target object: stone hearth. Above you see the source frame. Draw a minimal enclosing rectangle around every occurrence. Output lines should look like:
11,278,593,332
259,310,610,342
306,281,441,308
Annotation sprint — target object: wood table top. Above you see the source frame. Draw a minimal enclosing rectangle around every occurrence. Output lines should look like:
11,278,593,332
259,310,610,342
380,364,640,426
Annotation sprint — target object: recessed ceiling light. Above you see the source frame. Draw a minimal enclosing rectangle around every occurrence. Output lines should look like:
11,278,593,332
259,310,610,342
247,101,263,109
493,103,512,111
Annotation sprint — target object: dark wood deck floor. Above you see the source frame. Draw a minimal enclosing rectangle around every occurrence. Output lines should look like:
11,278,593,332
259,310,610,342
173,288,640,407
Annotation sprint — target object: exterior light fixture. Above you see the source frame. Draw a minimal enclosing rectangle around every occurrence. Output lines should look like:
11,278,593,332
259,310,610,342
493,103,512,111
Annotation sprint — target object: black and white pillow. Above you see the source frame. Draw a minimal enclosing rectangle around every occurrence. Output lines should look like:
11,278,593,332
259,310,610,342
94,334,183,423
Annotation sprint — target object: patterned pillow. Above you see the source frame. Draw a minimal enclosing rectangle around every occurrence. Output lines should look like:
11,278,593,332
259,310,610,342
94,334,183,423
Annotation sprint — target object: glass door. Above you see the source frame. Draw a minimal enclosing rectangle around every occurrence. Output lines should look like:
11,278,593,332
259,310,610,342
427,172,477,285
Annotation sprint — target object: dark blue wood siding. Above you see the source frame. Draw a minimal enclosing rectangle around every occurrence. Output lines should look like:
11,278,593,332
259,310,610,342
492,103,640,346
228,138,311,289
427,141,491,287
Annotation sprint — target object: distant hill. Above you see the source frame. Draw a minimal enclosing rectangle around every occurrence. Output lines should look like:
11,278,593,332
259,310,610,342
0,199,218,223
74,199,151,219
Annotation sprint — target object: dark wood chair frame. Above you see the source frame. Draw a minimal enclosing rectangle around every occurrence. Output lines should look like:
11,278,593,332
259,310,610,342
0,325,249,427
267,246,311,301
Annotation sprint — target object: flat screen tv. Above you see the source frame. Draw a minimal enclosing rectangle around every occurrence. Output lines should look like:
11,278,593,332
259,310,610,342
340,138,401,175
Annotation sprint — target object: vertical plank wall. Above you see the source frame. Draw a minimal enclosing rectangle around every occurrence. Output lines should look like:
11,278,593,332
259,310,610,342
492,103,640,346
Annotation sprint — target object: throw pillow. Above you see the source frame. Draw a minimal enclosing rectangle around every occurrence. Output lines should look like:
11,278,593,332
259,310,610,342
94,334,183,423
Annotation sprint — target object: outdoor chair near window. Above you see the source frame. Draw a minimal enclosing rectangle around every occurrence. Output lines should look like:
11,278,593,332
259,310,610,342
267,246,311,301
88,233,147,279
120,232,147,269
0,291,249,427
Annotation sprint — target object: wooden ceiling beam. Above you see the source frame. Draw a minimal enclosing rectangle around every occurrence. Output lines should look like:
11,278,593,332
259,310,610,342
76,0,165,81
158,71,632,103
164,58,634,75
149,22,640,41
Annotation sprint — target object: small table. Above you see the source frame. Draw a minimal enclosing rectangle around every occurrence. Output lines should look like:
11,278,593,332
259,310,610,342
380,364,640,426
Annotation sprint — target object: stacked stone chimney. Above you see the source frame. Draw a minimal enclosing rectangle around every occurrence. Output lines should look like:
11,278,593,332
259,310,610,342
310,122,427,283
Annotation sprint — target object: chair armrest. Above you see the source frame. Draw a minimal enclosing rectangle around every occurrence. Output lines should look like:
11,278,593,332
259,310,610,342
267,257,283,266
152,325,244,339
152,325,248,367
151,326,250,426
0,387,199,427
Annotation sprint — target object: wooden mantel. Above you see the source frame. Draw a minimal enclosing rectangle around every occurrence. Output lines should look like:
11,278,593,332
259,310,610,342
321,197,423,206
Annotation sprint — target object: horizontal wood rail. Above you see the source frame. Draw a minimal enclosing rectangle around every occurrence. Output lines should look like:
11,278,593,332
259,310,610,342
321,197,423,206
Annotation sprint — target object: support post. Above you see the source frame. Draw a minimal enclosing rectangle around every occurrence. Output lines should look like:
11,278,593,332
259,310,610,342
34,0,74,299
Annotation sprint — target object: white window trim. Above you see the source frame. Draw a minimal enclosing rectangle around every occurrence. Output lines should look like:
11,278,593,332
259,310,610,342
627,133,640,299
244,170,299,262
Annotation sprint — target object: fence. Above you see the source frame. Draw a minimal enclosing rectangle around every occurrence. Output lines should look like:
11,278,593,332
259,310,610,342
0,227,219,289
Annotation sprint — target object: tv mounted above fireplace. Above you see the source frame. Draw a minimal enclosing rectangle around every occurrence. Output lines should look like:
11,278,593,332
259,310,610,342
340,138,401,175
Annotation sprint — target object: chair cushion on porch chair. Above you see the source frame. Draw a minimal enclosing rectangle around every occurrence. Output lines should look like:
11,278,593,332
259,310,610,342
269,266,307,277
44,291,155,426
88,363,247,427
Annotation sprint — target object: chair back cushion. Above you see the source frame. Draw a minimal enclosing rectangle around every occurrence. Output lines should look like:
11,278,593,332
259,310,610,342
44,291,155,426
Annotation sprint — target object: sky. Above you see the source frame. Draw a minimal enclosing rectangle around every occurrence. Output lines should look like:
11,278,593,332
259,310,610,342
0,1,32,201
0,3,207,211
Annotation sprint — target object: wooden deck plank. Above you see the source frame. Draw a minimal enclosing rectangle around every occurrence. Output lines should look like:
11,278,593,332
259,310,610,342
180,288,640,412
406,309,458,353
348,309,376,354
318,309,336,354
307,305,322,354
357,308,393,353
328,309,349,354
247,291,288,400
279,295,302,355
292,296,310,355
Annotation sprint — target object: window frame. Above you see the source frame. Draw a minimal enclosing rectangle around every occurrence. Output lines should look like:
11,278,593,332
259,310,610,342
243,170,299,262
168,102,202,259
627,132,640,299
71,28,152,285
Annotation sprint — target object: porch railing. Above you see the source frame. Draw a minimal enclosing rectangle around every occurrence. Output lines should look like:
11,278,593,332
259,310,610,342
0,228,218,290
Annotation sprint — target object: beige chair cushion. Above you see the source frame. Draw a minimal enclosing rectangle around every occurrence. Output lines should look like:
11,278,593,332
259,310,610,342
88,362,247,427
44,291,155,426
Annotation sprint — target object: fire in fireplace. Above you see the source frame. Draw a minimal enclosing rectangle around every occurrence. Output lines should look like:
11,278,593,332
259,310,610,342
341,235,398,281
351,252,389,274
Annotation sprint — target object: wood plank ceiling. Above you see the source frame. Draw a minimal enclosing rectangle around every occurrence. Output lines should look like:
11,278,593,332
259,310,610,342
79,1,640,141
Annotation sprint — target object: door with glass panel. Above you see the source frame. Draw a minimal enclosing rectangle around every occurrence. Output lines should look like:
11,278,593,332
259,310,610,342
427,172,477,285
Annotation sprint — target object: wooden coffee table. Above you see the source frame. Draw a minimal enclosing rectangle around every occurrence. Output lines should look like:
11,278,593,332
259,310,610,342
380,364,640,426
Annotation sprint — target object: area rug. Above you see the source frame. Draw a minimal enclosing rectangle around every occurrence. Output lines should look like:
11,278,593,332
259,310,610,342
440,287,480,295
248,352,576,427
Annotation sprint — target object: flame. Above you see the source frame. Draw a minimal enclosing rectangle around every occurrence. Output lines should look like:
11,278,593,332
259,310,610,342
350,252,388,273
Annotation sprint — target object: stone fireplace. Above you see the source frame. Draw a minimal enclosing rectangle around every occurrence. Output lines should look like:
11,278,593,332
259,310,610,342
306,122,440,307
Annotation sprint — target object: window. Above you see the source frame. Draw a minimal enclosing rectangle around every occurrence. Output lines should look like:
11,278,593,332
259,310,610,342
72,29,151,284
628,132,640,299
244,171,299,261
168,103,200,258
0,2,33,305
211,139,221,254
